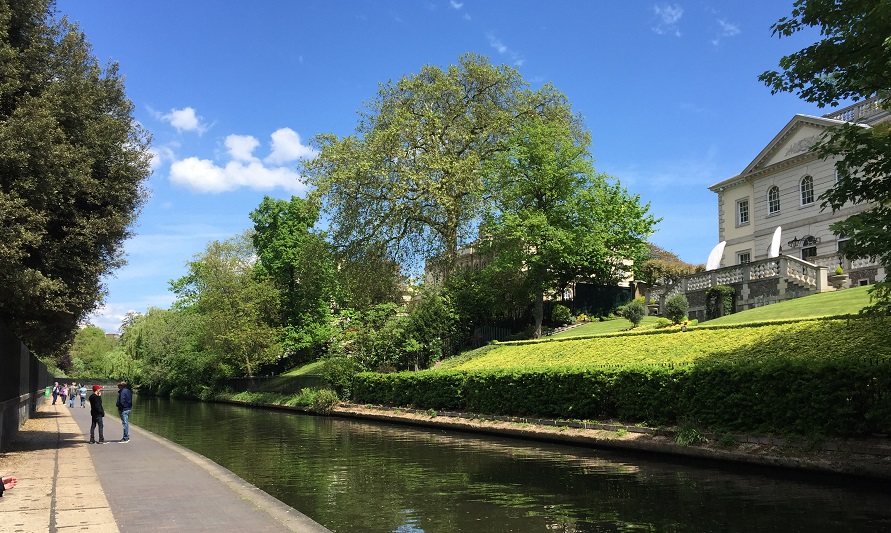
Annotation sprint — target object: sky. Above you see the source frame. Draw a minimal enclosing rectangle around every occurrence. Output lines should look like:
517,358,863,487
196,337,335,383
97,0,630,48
53,0,829,333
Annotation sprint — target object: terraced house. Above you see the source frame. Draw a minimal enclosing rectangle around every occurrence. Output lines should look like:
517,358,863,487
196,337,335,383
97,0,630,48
665,99,888,321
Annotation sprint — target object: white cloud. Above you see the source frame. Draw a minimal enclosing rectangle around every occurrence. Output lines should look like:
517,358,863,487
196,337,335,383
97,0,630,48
652,3,683,36
485,32,525,67
169,157,307,194
449,1,463,9
265,128,317,164
160,107,208,133
225,134,261,162
717,19,740,37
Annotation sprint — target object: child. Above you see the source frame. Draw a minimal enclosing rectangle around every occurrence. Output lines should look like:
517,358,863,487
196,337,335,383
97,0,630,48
88,386,105,444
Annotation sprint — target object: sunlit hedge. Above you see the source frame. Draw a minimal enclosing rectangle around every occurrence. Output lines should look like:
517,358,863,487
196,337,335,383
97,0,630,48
351,318,891,436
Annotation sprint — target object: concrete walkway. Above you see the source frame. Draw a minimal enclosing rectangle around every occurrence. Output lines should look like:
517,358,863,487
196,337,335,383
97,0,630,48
0,397,329,532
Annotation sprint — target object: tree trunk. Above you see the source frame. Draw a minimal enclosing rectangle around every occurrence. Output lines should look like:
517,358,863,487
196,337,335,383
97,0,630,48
532,289,544,339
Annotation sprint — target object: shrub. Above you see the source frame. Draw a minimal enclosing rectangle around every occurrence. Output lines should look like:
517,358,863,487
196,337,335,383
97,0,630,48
706,285,735,319
311,389,340,413
552,304,574,326
664,294,689,324
835,265,844,275
320,356,362,399
623,300,647,327
654,317,673,329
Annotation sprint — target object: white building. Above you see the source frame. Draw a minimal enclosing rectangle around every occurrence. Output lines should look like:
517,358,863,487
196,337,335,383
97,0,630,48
708,98,888,287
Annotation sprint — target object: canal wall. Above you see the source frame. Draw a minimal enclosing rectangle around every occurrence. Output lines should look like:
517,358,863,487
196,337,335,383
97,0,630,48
0,319,52,450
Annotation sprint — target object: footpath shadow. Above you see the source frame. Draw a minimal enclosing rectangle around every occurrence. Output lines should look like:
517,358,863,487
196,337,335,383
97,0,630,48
2,409,83,454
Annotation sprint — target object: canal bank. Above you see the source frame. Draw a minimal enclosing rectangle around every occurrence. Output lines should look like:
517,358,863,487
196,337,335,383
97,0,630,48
0,400,329,532
220,399,891,481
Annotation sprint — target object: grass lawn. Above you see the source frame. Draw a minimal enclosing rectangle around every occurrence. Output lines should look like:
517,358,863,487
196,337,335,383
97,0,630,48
282,359,325,376
550,316,661,338
704,284,873,325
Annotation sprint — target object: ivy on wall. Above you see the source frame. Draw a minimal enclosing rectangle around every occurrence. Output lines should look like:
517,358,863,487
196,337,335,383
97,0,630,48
706,285,735,320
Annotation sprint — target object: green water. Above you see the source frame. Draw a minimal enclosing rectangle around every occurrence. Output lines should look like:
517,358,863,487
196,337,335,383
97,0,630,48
131,397,891,532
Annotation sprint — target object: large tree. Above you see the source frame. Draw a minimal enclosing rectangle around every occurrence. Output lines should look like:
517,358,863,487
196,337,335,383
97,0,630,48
482,114,658,338
250,196,338,360
170,233,282,378
0,0,152,358
303,53,569,278
759,0,891,313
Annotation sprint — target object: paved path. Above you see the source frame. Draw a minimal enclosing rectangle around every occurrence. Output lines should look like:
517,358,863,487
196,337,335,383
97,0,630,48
0,397,329,532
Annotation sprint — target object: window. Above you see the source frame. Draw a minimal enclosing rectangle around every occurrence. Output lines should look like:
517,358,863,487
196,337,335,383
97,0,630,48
800,175,814,205
768,186,780,214
737,252,751,264
837,231,849,255
800,235,818,261
736,199,749,226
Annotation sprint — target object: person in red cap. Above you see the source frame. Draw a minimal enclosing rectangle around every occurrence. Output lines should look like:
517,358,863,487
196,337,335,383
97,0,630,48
88,385,105,443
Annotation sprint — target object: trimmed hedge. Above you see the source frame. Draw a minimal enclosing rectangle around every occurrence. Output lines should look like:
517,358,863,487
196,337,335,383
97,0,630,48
352,317,891,437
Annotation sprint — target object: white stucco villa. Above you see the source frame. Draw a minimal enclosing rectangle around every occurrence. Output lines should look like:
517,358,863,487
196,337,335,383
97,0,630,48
661,98,888,321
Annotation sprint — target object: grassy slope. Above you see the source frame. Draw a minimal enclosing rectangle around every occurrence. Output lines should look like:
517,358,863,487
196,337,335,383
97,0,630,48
704,284,872,325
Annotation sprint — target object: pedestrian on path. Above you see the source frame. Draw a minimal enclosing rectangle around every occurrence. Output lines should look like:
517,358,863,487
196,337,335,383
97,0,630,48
116,381,132,443
68,382,77,407
0,475,17,497
78,384,88,407
51,382,59,404
59,384,68,406
89,385,105,444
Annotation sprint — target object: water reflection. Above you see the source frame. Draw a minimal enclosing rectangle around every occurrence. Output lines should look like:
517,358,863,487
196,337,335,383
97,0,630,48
131,397,891,532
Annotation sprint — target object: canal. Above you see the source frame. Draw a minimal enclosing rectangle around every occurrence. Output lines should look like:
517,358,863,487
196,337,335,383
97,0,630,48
131,397,891,532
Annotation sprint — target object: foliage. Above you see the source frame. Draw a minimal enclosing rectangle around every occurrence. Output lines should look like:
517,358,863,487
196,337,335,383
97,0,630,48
119,307,218,397
250,196,337,361
480,112,657,338
621,300,646,328
551,304,574,327
834,265,844,275
170,232,282,378
654,317,673,329
759,0,891,315
353,317,891,436
303,53,570,278
319,356,363,399
663,294,689,324
705,285,735,320
311,389,340,413
0,0,152,359
68,326,117,376
637,244,704,288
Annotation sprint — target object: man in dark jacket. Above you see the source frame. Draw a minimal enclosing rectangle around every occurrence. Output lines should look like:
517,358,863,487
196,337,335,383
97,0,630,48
88,385,105,444
116,381,133,443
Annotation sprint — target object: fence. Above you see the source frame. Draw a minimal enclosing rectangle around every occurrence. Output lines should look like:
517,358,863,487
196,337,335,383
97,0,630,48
0,320,52,450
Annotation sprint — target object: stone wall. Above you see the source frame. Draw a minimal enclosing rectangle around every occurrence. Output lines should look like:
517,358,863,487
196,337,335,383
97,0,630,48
0,320,51,450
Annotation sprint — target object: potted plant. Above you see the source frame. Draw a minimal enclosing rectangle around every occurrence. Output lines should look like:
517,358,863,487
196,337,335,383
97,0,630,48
829,265,848,289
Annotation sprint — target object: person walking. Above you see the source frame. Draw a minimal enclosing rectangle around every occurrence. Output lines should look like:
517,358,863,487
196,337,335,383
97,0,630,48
59,383,68,407
68,382,77,407
51,382,59,404
88,385,105,444
78,384,88,407
116,381,132,443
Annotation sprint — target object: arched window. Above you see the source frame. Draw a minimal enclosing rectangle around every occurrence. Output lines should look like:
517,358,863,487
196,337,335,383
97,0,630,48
800,175,814,205
768,186,780,214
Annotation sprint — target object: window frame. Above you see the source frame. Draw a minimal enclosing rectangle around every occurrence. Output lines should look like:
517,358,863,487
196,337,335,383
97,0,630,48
736,198,749,226
737,251,751,264
800,175,815,206
767,185,781,215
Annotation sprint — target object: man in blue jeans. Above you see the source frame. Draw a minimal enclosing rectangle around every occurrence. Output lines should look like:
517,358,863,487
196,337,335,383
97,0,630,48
116,381,133,443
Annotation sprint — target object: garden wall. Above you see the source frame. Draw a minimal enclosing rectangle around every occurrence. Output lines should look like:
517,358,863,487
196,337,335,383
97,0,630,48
0,320,52,450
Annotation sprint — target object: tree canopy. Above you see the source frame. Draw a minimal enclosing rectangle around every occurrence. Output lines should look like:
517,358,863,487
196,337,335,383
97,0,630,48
303,53,570,278
759,0,891,313
481,113,657,337
0,0,152,358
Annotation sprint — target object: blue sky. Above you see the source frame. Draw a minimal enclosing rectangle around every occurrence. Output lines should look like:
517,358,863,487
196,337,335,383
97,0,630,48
55,1,826,332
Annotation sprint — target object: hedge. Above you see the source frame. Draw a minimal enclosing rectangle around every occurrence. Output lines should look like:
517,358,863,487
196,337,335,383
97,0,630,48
351,317,891,437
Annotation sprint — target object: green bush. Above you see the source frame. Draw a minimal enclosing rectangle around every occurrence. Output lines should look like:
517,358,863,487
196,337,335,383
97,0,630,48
551,304,574,326
664,294,689,324
654,317,673,328
623,300,646,327
311,389,340,413
320,356,362,399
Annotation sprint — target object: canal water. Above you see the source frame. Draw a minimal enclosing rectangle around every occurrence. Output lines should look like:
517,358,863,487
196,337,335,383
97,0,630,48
131,397,891,532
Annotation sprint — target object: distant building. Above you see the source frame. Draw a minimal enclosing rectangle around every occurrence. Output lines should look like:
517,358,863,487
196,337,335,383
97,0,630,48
663,99,888,321
708,98,888,284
